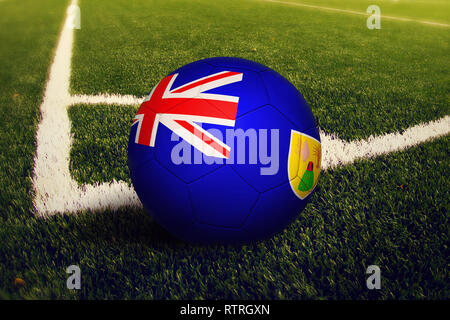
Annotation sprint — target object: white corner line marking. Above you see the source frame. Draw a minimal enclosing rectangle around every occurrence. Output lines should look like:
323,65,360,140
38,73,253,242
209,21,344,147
32,0,141,217
32,0,450,216
262,0,450,28
70,93,144,106
320,116,450,170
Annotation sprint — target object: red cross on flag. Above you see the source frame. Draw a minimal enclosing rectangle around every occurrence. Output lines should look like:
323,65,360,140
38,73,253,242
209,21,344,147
132,71,243,159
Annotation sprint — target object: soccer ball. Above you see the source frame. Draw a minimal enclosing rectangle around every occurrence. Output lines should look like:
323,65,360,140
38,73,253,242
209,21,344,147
128,57,321,243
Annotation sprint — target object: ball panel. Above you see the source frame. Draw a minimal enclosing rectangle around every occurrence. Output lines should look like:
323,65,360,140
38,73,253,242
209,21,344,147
154,121,224,183
169,60,214,88
130,159,195,236
128,120,155,172
243,181,308,241
230,105,294,193
260,69,317,131
205,66,269,118
189,166,259,228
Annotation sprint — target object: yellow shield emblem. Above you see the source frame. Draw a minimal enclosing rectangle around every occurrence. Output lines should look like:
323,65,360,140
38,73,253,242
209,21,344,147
288,130,321,199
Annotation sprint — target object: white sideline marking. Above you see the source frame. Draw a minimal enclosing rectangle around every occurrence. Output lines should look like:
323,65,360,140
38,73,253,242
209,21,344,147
263,0,450,28
321,116,450,170
32,0,141,216
70,93,143,106
32,0,450,216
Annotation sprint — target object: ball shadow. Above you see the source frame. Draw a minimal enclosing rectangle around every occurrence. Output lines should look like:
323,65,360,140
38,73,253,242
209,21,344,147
74,206,248,252
77,206,186,249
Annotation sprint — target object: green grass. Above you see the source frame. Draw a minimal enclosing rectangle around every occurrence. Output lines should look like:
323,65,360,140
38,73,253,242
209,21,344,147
0,0,449,299
68,104,138,185
271,0,450,24
0,0,69,223
1,137,448,299
71,0,449,140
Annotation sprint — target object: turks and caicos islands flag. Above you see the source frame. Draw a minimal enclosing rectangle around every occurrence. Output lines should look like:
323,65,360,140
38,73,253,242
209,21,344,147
132,71,243,159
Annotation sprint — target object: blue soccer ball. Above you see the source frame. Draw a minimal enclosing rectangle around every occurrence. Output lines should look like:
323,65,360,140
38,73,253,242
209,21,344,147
128,57,321,243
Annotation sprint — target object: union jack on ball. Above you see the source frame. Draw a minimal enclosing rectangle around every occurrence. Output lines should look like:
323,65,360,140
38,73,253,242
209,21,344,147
128,57,321,243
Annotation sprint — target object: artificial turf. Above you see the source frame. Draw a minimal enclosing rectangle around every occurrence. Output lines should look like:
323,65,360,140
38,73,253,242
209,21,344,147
268,0,450,24
71,0,449,140
68,104,138,185
0,0,69,223
0,0,448,299
1,137,448,299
